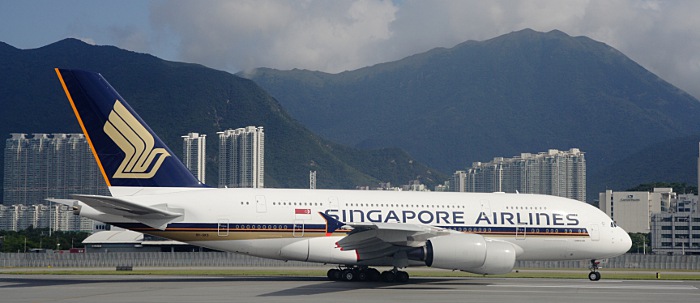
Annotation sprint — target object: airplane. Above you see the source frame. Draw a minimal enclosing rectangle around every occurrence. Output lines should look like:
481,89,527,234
53,68,632,282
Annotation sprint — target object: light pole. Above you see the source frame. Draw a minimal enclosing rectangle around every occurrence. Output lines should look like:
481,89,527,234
48,198,53,237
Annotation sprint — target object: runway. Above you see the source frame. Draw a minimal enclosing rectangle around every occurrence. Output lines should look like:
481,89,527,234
1,275,698,303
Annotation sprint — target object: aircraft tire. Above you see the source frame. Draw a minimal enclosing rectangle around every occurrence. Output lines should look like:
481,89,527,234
368,268,381,281
341,269,355,281
356,270,368,281
327,269,341,281
396,271,409,283
381,271,396,282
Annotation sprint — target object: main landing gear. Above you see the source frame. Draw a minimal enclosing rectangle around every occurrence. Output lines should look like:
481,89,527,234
327,266,410,283
588,259,601,281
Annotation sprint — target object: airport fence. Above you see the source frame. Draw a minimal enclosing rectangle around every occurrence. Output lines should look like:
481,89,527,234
515,253,700,270
1,252,699,270
0,252,321,268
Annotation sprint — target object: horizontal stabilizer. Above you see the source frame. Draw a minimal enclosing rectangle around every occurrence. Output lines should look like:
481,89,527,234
45,198,79,207
72,194,183,230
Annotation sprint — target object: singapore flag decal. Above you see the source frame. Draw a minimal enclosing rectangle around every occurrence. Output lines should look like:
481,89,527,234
295,208,312,220
295,209,311,215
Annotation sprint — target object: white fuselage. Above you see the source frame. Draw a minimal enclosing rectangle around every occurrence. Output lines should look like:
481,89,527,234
78,187,632,266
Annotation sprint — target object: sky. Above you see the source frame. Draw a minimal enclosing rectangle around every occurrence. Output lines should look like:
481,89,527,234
1,0,699,99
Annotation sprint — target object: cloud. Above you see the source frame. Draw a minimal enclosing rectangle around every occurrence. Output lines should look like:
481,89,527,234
151,0,398,72
149,0,700,99
75,37,97,45
107,25,152,53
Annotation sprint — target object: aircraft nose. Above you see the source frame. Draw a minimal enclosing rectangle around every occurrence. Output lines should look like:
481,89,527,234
619,229,632,253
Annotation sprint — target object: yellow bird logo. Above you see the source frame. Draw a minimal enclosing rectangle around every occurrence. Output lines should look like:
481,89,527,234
103,100,170,179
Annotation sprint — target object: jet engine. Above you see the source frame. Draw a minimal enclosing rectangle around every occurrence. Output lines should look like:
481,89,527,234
408,234,518,275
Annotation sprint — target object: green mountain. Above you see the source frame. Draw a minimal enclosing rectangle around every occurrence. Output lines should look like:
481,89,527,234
588,133,700,197
0,39,444,198
240,29,700,200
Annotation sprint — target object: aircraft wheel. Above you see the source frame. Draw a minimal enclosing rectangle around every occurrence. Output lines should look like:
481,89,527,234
396,271,410,283
327,269,341,281
381,271,396,282
356,269,368,281
367,268,381,281
341,269,355,281
588,271,601,281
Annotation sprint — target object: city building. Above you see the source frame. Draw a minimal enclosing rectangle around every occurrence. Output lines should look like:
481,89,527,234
217,127,265,188
182,132,206,184
650,194,700,255
402,180,429,191
434,181,450,192
643,140,700,255
0,204,9,230
356,182,402,191
453,148,586,202
450,171,467,193
0,203,94,232
599,188,674,233
2,133,107,231
3,133,108,205
602,141,700,255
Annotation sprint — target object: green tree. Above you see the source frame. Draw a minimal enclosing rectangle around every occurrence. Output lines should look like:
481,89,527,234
0,229,90,253
628,233,650,253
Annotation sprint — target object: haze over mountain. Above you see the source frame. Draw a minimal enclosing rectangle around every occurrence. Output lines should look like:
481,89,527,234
241,29,700,200
0,39,443,199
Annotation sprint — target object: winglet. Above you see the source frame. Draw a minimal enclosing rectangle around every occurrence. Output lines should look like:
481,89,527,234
319,212,346,236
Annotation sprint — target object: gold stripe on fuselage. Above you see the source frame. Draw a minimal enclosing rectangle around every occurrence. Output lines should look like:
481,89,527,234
135,229,587,243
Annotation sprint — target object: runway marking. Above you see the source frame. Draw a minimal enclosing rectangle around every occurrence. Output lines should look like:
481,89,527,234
488,283,697,290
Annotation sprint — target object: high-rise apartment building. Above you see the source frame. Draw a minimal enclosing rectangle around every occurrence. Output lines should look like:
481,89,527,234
182,132,206,184
0,203,94,231
451,170,467,193
2,133,107,231
453,148,586,202
217,127,264,188
3,133,108,205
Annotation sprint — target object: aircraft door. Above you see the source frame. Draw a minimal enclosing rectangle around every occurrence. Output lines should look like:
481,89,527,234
329,196,339,210
217,219,230,237
479,199,492,230
480,200,491,214
293,220,304,237
589,224,600,241
256,195,267,213
515,226,527,240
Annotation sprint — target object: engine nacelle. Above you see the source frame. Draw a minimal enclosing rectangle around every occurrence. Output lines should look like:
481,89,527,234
413,234,518,275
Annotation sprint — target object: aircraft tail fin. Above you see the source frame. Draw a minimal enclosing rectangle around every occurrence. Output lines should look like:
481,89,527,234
55,68,206,189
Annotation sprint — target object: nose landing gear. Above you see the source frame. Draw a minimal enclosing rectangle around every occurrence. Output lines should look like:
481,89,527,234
588,259,601,281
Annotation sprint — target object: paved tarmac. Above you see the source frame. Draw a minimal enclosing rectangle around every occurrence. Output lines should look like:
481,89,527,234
1,274,698,303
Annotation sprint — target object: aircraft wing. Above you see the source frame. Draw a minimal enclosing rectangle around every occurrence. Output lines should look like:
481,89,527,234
319,212,455,261
71,194,183,230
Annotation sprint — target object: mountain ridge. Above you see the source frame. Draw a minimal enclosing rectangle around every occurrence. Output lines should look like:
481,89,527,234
241,29,700,200
0,39,444,202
